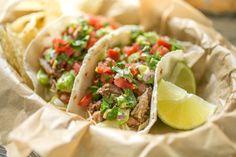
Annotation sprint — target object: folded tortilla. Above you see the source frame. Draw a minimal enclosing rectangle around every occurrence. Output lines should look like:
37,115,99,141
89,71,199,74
67,25,205,133
24,14,119,110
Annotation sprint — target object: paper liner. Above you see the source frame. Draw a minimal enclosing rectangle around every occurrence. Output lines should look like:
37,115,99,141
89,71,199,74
0,0,236,156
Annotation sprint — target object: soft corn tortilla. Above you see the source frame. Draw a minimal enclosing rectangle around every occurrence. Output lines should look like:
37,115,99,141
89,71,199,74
24,14,89,101
67,25,205,133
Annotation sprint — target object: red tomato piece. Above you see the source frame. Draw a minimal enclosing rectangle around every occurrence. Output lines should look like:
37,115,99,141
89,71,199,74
157,46,169,57
96,63,113,74
114,78,135,90
150,44,169,56
125,43,140,57
88,16,103,30
110,23,118,29
53,38,74,56
53,38,67,52
130,67,138,76
157,39,172,50
107,48,120,60
64,46,74,57
100,74,113,84
73,63,81,74
79,93,92,108
87,32,97,49
150,44,159,54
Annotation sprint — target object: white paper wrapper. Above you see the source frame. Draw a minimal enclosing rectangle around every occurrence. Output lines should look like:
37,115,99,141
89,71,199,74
0,0,236,157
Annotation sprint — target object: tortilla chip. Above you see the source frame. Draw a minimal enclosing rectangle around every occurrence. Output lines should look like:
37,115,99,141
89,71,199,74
0,26,33,87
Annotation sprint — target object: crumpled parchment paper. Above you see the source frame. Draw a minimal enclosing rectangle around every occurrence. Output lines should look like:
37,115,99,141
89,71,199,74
0,0,236,157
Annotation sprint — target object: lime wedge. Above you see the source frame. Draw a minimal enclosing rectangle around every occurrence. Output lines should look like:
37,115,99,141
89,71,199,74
169,62,196,94
157,79,216,130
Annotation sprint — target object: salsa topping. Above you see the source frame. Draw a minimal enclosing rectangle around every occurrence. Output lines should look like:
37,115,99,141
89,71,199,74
37,15,119,105
79,29,183,130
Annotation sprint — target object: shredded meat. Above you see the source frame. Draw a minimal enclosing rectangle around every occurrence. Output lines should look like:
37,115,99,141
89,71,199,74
134,82,149,96
59,92,70,104
39,58,54,75
92,111,103,123
131,87,152,123
88,101,102,114
97,83,122,96
127,117,140,129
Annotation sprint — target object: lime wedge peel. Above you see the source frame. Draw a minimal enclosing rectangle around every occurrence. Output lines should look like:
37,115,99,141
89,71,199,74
157,79,217,130
169,62,196,94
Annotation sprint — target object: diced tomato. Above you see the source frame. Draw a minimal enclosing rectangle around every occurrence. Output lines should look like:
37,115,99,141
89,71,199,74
127,63,138,76
130,67,138,76
107,48,120,60
53,38,67,51
125,43,140,57
88,16,103,30
100,74,113,84
96,63,113,74
87,37,97,49
79,93,92,108
53,38,74,56
157,39,171,50
73,63,81,74
110,23,118,29
114,78,135,90
150,44,159,54
87,32,97,49
150,43,169,56
157,46,169,57
64,47,74,56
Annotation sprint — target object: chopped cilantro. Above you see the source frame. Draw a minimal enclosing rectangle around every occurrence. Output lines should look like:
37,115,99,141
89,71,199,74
89,86,101,101
100,99,110,113
116,89,137,109
56,53,69,63
112,66,135,83
106,107,119,120
170,39,183,51
146,53,161,70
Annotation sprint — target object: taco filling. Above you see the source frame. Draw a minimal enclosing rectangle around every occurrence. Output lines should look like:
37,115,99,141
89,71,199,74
78,30,183,130
36,15,119,107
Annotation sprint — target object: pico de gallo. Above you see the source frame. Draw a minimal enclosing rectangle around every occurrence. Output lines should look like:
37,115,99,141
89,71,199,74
36,15,119,108
78,29,183,130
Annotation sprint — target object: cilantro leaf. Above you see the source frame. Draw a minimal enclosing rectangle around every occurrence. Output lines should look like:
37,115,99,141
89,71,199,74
112,66,136,83
100,99,110,113
170,39,183,51
106,107,119,120
116,89,137,109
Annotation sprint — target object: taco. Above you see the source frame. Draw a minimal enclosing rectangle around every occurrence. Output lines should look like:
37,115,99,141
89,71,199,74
67,26,204,132
24,14,119,110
